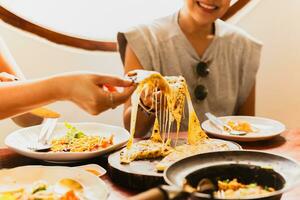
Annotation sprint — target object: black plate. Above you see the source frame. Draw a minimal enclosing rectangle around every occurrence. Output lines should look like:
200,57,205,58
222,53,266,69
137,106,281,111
164,150,300,200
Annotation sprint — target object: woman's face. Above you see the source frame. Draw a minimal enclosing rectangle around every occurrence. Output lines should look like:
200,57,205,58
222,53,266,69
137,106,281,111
184,0,231,26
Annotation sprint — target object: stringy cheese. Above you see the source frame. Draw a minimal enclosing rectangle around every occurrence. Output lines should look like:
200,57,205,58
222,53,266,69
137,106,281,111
185,88,208,144
127,73,170,149
128,72,207,147
127,89,141,149
121,71,208,164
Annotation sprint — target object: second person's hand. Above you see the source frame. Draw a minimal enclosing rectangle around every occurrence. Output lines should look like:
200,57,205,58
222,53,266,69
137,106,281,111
53,72,136,115
0,72,19,82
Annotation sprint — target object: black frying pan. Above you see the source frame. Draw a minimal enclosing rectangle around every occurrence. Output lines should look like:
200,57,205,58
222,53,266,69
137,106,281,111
129,150,300,200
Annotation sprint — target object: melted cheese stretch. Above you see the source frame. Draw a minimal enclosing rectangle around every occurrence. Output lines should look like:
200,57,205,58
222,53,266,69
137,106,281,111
165,76,186,145
127,89,141,149
127,74,169,149
127,72,208,150
185,87,208,144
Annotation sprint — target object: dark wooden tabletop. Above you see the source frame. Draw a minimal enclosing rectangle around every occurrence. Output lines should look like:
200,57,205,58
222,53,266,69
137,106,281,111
1,129,300,199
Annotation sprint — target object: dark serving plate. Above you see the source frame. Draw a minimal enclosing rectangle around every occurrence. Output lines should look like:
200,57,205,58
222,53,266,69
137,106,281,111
164,150,300,200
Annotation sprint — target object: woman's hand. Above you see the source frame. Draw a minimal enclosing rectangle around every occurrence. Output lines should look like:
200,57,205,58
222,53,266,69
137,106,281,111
54,72,136,115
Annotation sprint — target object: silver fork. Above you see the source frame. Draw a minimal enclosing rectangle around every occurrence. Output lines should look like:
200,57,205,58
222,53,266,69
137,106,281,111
205,112,247,136
28,118,57,152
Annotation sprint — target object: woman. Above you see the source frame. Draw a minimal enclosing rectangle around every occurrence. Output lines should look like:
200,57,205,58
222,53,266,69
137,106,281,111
118,0,262,136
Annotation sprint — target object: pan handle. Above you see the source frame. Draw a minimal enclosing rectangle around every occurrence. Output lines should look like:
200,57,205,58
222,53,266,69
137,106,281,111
128,185,190,200
128,187,167,200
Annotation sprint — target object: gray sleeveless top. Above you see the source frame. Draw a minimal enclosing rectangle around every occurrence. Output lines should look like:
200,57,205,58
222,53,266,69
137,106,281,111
118,12,262,131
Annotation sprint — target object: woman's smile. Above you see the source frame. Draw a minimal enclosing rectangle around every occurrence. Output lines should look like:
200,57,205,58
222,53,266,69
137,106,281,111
196,0,219,13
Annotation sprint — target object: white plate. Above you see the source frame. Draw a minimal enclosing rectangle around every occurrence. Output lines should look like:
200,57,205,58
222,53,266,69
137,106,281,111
5,122,130,162
201,116,285,142
0,165,109,200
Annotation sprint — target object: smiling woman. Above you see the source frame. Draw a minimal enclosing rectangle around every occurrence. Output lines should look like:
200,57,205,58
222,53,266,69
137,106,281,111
0,0,249,51
118,0,262,137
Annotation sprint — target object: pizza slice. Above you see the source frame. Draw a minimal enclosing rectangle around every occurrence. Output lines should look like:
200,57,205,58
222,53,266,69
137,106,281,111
126,72,171,150
122,70,209,166
120,116,174,164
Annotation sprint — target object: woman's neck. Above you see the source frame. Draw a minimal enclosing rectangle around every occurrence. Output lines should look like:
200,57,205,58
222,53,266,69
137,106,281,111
178,8,214,38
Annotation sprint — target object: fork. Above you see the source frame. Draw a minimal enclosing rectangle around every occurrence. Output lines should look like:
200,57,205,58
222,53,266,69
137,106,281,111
125,69,159,83
28,118,57,152
205,112,247,136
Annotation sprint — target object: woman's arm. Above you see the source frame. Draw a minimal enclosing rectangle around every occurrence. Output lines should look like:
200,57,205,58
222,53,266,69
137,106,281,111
123,45,155,137
0,78,62,120
0,72,135,120
237,83,256,116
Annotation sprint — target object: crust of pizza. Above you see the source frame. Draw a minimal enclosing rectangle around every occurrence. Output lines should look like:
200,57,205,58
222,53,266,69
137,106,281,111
120,139,173,164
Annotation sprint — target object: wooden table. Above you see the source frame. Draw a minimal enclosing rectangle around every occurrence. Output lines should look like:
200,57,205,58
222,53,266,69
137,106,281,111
1,129,300,199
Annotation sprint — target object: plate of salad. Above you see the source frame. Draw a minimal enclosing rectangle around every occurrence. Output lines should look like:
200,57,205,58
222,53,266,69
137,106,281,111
5,122,130,162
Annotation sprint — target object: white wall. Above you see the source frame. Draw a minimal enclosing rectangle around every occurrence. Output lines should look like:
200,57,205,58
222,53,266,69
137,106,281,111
1,0,300,146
